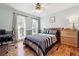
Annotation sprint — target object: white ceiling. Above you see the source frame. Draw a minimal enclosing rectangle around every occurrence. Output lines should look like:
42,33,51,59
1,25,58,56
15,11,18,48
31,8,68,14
6,3,79,17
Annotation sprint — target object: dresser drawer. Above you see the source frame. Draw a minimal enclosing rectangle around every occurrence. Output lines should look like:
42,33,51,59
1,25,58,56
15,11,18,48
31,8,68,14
61,37,76,44
61,31,77,38
61,40,77,47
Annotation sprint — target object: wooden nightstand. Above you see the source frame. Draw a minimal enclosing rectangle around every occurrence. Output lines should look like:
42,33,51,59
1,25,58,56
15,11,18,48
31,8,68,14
61,29,79,47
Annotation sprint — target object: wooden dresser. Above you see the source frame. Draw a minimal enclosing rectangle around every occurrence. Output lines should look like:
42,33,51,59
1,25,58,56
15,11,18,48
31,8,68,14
61,29,79,47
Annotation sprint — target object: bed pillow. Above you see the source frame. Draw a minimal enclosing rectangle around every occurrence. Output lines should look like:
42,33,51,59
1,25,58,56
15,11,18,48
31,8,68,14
49,30,57,35
43,29,49,34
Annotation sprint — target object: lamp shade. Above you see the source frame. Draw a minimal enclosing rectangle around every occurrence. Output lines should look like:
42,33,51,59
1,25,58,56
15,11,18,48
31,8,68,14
69,16,79,24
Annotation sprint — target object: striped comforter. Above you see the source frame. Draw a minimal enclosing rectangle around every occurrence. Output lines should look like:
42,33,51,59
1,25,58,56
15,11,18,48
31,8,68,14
25,34,57,52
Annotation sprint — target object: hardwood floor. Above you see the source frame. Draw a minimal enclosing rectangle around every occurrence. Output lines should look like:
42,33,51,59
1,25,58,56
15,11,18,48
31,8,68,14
0,41,36,56
0,41,79,56
47,43,79,56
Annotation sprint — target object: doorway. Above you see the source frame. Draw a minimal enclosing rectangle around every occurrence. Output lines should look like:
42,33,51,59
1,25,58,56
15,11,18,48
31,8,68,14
16,15,26,41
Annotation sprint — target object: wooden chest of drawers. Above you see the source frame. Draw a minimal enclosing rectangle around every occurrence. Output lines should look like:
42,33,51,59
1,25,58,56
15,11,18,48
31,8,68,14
61,29,79,47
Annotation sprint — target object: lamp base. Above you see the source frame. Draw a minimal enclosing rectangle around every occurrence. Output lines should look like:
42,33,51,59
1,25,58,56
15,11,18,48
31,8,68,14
72,23,76,30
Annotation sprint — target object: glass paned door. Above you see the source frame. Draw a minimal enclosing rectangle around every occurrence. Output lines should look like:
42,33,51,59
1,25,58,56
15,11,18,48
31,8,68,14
32,19,38,35
17,15,26,40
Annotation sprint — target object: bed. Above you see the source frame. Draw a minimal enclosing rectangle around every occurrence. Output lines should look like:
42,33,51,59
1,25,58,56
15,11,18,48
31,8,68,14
23,28,61,56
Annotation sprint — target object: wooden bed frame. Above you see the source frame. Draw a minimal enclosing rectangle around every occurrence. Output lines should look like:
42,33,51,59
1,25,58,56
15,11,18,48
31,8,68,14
23,39,59,56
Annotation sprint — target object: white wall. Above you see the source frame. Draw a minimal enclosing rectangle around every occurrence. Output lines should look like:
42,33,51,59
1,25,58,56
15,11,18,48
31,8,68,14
41,5,79,31
0,4,13,31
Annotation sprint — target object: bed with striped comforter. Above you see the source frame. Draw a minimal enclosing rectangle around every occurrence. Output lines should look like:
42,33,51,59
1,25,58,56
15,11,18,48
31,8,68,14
24,34,57,55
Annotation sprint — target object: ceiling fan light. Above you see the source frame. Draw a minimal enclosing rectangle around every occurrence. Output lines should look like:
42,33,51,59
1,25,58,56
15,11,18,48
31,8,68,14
35,9,42,13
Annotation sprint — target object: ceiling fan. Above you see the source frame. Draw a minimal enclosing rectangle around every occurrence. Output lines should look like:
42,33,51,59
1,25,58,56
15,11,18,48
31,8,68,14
33,3,44,13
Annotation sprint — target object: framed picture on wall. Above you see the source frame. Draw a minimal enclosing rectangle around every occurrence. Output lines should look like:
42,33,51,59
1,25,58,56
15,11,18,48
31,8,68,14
49,16,55,23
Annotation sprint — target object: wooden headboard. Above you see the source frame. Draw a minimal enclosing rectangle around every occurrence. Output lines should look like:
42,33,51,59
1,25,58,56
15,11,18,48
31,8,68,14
44,28,63,41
